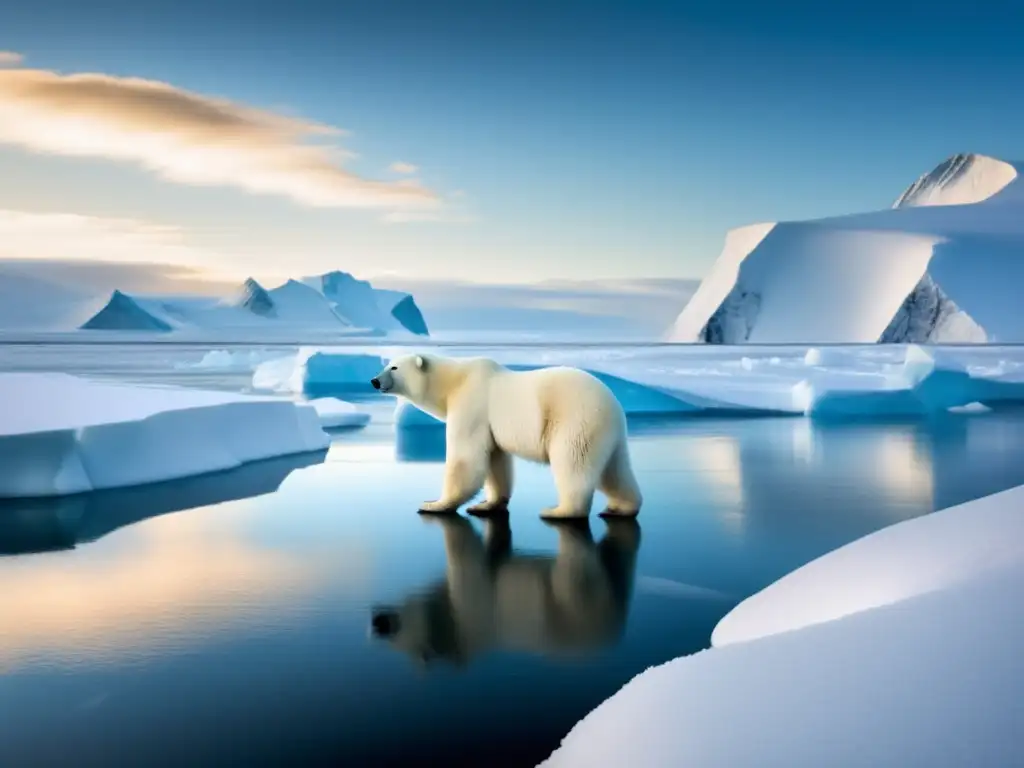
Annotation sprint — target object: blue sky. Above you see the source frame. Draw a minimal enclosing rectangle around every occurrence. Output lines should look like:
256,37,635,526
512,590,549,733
1,0,1022,286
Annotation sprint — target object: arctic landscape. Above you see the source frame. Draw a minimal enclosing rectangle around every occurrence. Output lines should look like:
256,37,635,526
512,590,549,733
2,150,1024,766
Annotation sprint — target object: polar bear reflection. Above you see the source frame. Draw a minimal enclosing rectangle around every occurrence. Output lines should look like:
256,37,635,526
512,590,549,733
370,514,641,667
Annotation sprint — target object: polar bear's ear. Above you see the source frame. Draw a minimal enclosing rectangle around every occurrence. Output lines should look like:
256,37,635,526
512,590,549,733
415,355,427,370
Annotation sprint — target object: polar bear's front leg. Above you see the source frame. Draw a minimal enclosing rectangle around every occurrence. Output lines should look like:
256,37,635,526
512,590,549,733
419,415,490,513
419,453,487,513
467,448,513,515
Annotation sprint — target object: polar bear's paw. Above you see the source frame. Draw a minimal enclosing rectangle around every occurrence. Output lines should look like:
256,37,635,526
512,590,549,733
599,505,640,519
539,505,590,520
418,500,460,514
466,498,509,516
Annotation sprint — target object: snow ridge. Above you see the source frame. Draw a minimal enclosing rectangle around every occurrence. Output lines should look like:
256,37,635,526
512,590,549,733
879,274,986,344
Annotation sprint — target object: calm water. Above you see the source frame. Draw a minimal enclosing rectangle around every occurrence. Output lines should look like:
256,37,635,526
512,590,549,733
4,345,1024,766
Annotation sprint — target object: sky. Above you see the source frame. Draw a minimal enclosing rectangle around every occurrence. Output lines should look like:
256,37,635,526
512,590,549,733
1,0,1023,291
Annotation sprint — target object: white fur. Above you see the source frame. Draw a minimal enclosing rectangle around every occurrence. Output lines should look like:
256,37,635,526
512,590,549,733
373,354,643,518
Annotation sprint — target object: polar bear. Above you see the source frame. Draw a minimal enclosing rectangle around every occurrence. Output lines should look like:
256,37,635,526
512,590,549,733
371,354,642,519
369,514,641,666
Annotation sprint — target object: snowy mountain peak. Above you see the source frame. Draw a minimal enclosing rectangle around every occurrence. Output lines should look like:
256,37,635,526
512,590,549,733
893,153,1019,208
299,269,430,336
81,290,175,332
234,277,276,317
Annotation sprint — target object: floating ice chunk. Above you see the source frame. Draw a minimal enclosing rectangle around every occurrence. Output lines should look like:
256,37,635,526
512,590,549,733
949,402,991,413
253,345,1024,422
804,347,851,367
307,397,370,429
252,347,384,394
0,373,329,498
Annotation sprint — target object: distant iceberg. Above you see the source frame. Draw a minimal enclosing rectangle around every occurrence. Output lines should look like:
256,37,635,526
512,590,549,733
0,373,334,498
667,153,1024,344
73,270,430,336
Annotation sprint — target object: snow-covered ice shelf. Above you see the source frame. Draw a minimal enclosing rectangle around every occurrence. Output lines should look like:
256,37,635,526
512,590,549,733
0,373,332,498
251,343,1024,425
540,482,1024,768
667,153,1024,344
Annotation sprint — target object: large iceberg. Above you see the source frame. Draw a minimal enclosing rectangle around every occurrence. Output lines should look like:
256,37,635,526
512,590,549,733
302,271,430,336
73,270,429,336
0,373,332,498
541,482,1024,767
251,344,1024,424
667,153,1024,344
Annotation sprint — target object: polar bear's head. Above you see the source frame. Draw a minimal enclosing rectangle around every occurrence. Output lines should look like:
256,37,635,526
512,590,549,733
371,353,430,400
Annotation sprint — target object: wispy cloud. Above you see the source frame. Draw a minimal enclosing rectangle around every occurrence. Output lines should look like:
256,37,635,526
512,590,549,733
389,161,418,174
0,51,23,67
0,64,441,212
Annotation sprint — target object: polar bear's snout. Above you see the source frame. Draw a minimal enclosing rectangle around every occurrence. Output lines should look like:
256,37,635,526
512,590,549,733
371,367,395,393
371,608,401,637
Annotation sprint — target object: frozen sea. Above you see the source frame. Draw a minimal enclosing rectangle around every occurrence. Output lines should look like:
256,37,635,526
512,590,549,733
3,341,1024,767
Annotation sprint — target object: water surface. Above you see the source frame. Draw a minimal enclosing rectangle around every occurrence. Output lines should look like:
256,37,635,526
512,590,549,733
4,406,1024,767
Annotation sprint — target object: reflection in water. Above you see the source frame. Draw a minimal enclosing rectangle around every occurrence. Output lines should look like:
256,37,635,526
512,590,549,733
370,513,641,667
657,409,1024,542
0,449,328,556
0,449,371,671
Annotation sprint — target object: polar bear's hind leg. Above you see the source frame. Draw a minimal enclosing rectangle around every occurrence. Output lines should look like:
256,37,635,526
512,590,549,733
540,429,600,519
598,440,642,517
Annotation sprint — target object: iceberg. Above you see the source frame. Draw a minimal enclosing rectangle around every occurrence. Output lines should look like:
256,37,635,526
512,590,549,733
541,483,1024,768
667,153,1024,344
0,373,331,498
67,270,429,337
252,347,388,395
303,271,430,336
252,344,1024,424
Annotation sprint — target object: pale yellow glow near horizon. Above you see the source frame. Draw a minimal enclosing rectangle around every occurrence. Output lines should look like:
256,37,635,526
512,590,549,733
0,502,371,670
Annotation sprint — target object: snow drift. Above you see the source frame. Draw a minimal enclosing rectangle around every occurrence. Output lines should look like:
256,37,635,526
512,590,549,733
74,270,430,336
0,373,333,498
541,483,1024,768
250,343,1024,423
667,153,1024,344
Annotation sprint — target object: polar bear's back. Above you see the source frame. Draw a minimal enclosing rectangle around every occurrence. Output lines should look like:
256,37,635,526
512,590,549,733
486,365,625,464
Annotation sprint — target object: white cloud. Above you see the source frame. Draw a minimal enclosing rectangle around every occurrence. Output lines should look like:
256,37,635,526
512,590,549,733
388,161,418,174
0,66,441,212
0,51,23,67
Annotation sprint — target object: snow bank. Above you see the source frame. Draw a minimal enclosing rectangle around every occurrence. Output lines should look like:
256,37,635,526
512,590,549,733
0,373,330,498
541,484,1024,768
666,153,1024,344
712,483,1024,647
254,344,1024,424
